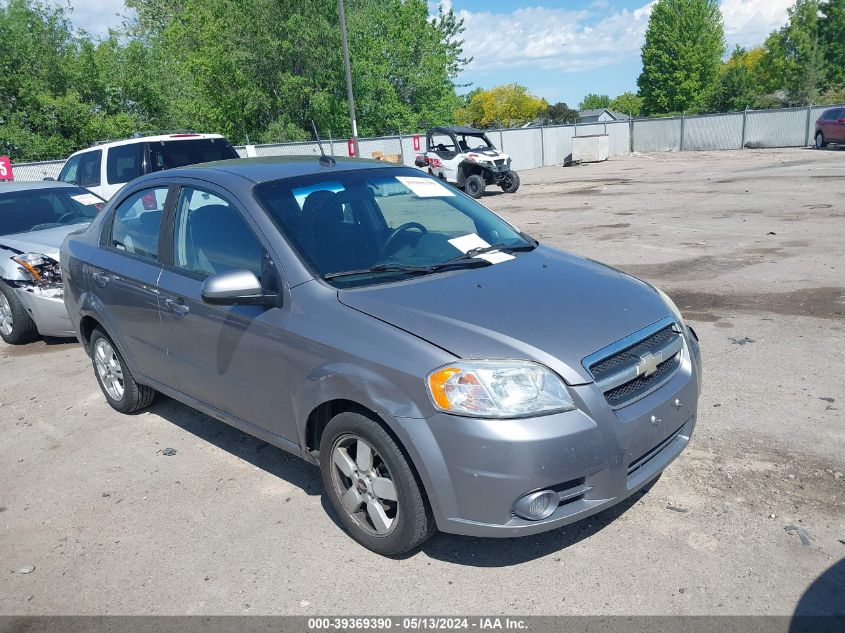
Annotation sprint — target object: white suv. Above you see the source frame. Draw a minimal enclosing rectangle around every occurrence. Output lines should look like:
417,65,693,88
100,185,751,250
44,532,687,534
57,133,239,200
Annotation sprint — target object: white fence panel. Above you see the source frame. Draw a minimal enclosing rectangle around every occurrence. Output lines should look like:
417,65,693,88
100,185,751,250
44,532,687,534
684,113,743,150
606,121,631,156
541,125,575,165
634,118,682,152
5,160,64,181
500,128,542,170
745,108,807,148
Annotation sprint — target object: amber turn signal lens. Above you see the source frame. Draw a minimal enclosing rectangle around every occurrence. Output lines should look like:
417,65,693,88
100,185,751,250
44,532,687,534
427,367,461,410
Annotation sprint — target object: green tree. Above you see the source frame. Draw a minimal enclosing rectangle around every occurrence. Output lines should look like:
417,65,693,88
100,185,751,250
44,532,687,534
770,0,826,105
710,46,764,111
578,93,610,110
609,92,644,116
820,0,845,87
455,84,548,128
637,0,725,115
542,102,579,124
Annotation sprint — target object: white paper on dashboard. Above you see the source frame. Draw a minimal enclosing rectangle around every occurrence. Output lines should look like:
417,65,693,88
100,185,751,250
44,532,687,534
396,176,455,198
71,193,101,206
447,234,515,263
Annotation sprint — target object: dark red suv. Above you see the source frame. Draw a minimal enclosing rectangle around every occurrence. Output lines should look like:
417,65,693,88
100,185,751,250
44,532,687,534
815,107,845,149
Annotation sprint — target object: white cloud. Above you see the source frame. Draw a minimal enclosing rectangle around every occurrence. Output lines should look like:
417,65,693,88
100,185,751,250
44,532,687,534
720,0,793,48
454,0,791,76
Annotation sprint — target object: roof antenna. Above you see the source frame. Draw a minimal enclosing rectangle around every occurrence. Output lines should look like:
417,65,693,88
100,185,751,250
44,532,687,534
311,120,336,167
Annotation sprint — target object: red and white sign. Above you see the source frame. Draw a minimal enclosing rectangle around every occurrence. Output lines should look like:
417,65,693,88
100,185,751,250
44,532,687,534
412,135,421,152
0,156,13,181
347,139,356,157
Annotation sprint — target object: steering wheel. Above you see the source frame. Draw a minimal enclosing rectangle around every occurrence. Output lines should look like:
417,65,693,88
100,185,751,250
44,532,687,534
380,222,428,259
56,212,81,224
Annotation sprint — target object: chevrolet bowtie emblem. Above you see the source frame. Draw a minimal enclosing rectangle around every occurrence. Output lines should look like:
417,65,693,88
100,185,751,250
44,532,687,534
637,351,662,377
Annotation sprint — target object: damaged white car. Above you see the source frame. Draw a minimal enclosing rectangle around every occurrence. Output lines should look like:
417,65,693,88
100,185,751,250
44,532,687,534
0,181,103,344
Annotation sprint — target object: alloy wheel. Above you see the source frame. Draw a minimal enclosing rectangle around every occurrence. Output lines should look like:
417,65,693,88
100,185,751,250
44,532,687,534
330,434,398,535
94,338,125,401
0,293,13,336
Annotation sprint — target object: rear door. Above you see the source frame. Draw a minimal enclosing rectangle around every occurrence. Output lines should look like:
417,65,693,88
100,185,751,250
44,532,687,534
86,185,173,382
156,181,296,440
833,109,845,142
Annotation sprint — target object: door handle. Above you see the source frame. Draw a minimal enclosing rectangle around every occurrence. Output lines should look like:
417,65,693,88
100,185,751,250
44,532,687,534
164,297,190,317
92,271,110,287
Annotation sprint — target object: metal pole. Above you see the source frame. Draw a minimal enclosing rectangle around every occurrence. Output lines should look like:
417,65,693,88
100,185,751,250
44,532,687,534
539,125,545,166
338,0,359,157
679,112,685,151
740,107,747,149
397,128,405,165
499,128,504,150
804,105,812,147
629,115,634,153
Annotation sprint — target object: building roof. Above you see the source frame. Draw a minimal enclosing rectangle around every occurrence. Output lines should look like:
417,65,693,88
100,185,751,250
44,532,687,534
578,109,632,121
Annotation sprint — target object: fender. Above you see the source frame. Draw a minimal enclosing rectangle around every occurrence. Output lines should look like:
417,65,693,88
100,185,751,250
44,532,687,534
293,360,429,452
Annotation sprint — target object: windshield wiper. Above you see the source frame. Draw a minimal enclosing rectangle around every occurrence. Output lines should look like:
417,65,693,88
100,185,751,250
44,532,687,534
440,241,536,265
323,264,434,280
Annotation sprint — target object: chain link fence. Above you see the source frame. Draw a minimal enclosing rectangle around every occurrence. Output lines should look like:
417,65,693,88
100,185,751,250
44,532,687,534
8,104,844,182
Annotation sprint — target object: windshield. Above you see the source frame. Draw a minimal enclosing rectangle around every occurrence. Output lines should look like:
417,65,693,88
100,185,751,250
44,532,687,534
458,134,494,151
0,187,103,236
149,138,239,171
254,168,533,287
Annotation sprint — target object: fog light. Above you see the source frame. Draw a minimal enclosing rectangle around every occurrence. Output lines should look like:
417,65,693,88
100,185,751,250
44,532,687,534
513,490,558,521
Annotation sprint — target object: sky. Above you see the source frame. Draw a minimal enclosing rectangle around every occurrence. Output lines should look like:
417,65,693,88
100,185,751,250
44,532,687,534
58,0,795,108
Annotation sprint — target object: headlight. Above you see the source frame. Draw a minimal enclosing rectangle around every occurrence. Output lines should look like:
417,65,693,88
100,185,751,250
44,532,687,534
656,287,684,325
426,360,575,418
11,253,62,287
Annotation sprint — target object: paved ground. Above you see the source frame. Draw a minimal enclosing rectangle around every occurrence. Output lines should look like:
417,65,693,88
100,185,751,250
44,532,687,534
1,148,843,616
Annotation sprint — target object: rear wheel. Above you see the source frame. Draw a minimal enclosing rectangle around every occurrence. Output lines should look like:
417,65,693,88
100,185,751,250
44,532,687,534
815,132,827,149
500,170,520,193
320,411,434,556
90,328,156,413
0,280,38,345
463,174,485,198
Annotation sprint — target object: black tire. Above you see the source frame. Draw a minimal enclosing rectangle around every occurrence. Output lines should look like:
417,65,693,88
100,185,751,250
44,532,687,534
815,132,827,149
500,170,520,194
463,174,485,198
0,280,39,345
90,328,156,414
320,411,434,556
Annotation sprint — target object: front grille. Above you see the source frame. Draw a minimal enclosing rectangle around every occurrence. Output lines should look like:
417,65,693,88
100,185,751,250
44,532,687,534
589,325,676,383
604,352,681,407
584,319,684,408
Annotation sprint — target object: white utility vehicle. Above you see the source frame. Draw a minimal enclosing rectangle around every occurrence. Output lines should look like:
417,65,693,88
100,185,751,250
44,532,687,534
57,132,239,200
415,125,519,198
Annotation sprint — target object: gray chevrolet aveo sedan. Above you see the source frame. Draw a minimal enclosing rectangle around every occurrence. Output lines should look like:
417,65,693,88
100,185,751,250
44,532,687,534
61,156,702,555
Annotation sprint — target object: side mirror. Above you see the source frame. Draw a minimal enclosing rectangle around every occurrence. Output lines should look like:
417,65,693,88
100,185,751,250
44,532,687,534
201,269,277,306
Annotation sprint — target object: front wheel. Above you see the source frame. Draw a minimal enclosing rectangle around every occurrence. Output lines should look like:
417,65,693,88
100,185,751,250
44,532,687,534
0,280,38,345
90,328,156,413
320,412,435,556
815,132,827,149
463,174,485,198
500,170,520,193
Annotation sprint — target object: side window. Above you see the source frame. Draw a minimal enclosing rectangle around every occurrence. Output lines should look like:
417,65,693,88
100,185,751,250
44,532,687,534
110,187,169,261
59,155,81,184
78,150,102,188
106,144,142,184
430,134,456,156
172,187,264,278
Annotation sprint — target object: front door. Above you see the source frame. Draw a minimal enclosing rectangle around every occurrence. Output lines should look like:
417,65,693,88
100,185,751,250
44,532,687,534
86,186,171,381
157,184,296,441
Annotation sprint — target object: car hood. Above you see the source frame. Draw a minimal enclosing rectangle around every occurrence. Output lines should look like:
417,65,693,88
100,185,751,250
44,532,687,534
337,245,673,385
0,224,89,260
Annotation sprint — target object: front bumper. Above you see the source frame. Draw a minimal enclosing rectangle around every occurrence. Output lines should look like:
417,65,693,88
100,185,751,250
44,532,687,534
393,330,702,537
14,286,75,337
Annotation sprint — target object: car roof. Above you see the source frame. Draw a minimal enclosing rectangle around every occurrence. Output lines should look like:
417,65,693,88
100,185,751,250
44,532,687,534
153,155,401,186
68,133,227,157
0,180,90,193
430,125,487,136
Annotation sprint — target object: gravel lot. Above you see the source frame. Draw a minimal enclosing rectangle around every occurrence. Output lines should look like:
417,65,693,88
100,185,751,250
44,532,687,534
1,147,843,616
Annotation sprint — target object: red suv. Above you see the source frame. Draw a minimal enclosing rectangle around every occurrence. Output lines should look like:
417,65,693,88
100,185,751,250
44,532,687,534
815,107,845,149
